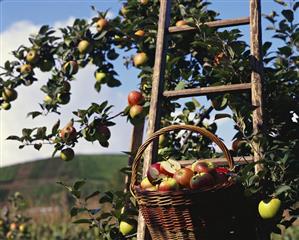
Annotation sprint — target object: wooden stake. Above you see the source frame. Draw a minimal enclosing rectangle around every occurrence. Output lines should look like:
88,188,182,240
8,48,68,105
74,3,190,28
250,0,264,173
124,121,145,193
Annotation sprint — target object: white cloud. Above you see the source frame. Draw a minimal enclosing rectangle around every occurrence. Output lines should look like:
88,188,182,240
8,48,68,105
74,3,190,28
0,20,132,167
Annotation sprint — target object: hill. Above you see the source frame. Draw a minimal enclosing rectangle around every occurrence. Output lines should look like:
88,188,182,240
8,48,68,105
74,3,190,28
0,154,129,205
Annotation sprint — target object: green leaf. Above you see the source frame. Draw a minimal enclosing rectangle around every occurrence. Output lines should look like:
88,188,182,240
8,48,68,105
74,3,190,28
6,135,21,141
52,120,60,135
175,81,185,90
274,0,287,6
70,207,78,217
27,111,42,119
22,128,34,138
192,98,201,108
274,185,292,196
34,143,42,151
39,25,50,35
214,113,231,120
282,9,294,22
72,219,92,224
85,191,100,201
73,179,86,190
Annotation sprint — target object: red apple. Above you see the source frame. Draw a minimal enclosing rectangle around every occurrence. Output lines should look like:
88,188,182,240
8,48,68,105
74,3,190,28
160,159,181,177
192,161,216,175
158,178,180,192
189,172,215,190
59,121,77,142
128,91,144,106
96,125,111,142
214,172,228,185
173,168,194,188
147,163,166,184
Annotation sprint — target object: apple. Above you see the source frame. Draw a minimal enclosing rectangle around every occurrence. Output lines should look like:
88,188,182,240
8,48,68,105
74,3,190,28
57,93,70,105
214,172,228,185
6,231,13,239
147,162,166,184
175,20,188,27
20,64,32,74
191,161,216,175
2,87,18,102
128,91,144,106
158,178,180,191
63,61,79,75
39,58,54,72
119,220,136,236
258,198,281,219
140,177,155,189
129,105,143,119
158,134,168,147
1,102,11,110
44,95,53,105
19,224,26,233
140,0,149,5
96,125,111,142
59,121,77,142
173,168,194,188
96,18,108,32
160,159,181,177
78,40,92,54
95,71,107,83
189,172,215,190
133,52,148,67
214,52,226,65
60,148,75,161
134,30,145,37
62,81,71,92
26,49,39,64
10,223,17,231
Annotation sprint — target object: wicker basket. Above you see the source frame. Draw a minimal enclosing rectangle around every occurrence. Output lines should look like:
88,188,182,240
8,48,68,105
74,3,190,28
130,125,257,240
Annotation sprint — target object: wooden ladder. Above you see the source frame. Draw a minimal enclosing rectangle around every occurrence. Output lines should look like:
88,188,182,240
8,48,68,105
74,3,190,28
131,0,264,239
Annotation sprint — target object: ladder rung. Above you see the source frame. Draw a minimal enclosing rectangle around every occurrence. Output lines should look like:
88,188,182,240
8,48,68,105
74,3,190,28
168,17,250,34
163,83,252,99
180,156,253,166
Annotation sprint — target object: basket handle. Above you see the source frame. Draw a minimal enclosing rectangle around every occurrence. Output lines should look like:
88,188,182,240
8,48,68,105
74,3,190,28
130,124,234,198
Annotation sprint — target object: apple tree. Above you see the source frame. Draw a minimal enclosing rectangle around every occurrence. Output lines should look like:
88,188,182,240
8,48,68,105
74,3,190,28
0,0,298,239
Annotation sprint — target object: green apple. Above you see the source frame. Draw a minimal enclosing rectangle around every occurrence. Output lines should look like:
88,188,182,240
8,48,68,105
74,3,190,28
26,49,39,64
119,221,135,236
20,64,32,74
2,87,18,102
78,40,92,54
44,95,53,105
1,102,11,110
258,198,281,219
95,71,107,83
60,148,75,161
129,105,143,119
133,52,148,67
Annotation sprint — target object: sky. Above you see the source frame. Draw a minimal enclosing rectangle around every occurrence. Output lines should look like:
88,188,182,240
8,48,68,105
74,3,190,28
0,0,283,167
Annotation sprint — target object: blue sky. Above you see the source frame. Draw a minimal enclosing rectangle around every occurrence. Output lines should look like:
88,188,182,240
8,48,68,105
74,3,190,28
0,0,284,166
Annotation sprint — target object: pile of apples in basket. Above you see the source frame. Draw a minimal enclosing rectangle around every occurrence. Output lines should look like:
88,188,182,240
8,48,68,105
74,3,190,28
139,159,231,192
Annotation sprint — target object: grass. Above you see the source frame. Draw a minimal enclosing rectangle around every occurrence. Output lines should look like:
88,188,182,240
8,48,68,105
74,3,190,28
0,154,129,205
